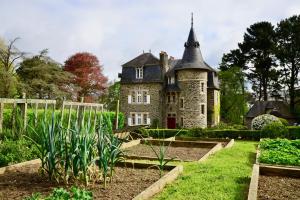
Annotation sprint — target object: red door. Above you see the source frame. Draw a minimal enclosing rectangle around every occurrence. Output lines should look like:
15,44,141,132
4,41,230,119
167,118,176,129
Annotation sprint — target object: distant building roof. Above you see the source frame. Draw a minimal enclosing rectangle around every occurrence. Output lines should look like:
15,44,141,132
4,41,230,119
246,101,296,119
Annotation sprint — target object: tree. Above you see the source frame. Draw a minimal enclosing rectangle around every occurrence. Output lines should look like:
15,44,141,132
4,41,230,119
239,22,278,101
275,15,300,113
64,52,108,101
100,81,120,111
17,50,73,99
0,38,23,97
219,67,248,124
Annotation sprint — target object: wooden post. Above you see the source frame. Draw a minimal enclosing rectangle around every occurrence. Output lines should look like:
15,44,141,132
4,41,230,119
34,103,38,126
0,102,4,133
67,105,72,130
60,101,65,126
21,93,28,130
115,100,119,130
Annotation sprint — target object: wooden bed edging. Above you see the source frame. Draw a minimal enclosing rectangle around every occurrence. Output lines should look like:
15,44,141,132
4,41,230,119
247,164,300,200
141,139,218,148
247,164,259,200
133,164,183,200
198,143,223,162
174,136,235,149
0,159,41,175
121,139,141,149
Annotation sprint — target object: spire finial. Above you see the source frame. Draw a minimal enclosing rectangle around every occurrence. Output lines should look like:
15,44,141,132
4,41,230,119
191,12,193,27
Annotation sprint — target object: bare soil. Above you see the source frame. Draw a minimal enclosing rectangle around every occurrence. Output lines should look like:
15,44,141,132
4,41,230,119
0,164,165,200
258,175,300,200
125,144,211,161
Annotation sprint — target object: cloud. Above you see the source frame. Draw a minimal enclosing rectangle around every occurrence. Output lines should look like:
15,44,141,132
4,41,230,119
0,0,300,80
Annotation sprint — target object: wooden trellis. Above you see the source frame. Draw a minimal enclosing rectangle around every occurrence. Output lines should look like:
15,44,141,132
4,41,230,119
0,95,104,133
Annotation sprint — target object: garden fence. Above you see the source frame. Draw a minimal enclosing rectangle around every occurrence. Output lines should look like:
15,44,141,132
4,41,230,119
0,94,105,133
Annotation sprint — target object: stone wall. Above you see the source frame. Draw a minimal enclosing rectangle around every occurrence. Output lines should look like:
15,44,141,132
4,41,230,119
120,83,163,127
177,69,208,128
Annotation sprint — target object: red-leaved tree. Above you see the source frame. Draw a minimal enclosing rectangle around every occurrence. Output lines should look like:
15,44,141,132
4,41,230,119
64,52,108,101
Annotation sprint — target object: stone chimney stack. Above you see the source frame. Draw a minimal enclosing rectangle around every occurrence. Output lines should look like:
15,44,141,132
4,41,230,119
159,51,169,74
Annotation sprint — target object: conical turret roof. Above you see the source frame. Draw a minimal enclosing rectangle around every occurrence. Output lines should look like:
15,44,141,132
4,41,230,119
176,15,210,71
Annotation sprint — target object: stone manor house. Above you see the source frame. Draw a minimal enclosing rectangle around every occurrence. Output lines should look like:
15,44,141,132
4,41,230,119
119,19,220,129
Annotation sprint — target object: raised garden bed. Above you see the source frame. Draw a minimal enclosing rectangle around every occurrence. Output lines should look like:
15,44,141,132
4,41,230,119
123,139,223,162
171,136,234,148
0,159,182,200
248,164,300,200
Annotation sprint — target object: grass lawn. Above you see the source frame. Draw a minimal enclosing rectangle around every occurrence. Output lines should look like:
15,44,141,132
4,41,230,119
154,141,257,200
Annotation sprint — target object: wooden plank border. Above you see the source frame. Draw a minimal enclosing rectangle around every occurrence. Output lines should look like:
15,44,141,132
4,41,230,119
247,164,259,200
0,159,41,175
133,164,183,200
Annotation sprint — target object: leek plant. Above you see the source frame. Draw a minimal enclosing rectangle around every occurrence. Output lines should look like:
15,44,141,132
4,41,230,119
27,109,125,187
146,129,182,177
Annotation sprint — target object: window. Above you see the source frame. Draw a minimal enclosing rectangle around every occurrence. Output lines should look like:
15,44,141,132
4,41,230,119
143,91,148,103
201,82,205,93
143,113,147,124
137,113,142,125
129,112,150,126
136,67,143,79
181,117,184,127
180,98,184,108
131,91,136,103
168,94,171,103
172,93,176,102
201,104,205,115
137,91,142,103
132,113,136,125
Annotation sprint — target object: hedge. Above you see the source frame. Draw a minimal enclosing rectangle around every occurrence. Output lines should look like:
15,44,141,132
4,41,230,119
142,126,300,140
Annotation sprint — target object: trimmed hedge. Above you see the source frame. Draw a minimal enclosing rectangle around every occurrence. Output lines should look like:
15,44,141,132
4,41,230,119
142,126,300,140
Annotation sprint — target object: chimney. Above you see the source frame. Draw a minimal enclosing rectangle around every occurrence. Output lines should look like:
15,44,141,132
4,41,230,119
159,51,169,74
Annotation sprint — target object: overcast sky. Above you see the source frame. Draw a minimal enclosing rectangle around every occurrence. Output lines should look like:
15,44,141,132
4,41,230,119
1,0,300,81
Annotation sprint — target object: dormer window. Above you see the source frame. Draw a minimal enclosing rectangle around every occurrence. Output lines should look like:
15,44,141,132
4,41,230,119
168,76,175,85
136,67,143,79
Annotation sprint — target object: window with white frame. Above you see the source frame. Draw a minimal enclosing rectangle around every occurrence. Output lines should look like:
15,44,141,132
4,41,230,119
137,90,142,103
136,67,143,79
128,89,150,104
128,112,150,126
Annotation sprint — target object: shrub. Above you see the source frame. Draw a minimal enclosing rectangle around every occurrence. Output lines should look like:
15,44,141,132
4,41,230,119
251,114,280,130
278,117,289,126
287,126,300,139
0,138,38,167
261,121,288,138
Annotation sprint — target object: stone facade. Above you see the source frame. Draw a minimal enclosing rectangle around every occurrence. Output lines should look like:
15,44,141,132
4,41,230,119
177,69,208,128
119,20,220,129
120,83,163,127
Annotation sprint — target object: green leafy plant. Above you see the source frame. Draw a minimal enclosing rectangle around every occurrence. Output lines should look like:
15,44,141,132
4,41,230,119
23,187,92,200
259,139,300,166
278,117,289,126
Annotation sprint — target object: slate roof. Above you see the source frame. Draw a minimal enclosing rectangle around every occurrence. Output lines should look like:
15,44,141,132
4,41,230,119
122,53,159,67
120,53,163,83
175,25,211,71
246,101,296,119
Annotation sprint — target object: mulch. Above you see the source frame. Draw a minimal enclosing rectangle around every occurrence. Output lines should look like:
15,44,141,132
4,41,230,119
125,144,211,161
258,175,300,200
0,164,165,200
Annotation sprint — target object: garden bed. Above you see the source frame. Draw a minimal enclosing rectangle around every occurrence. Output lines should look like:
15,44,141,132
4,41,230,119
248,164,300,200
123,139,222,162
0,159,182,200
172,136,234,148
